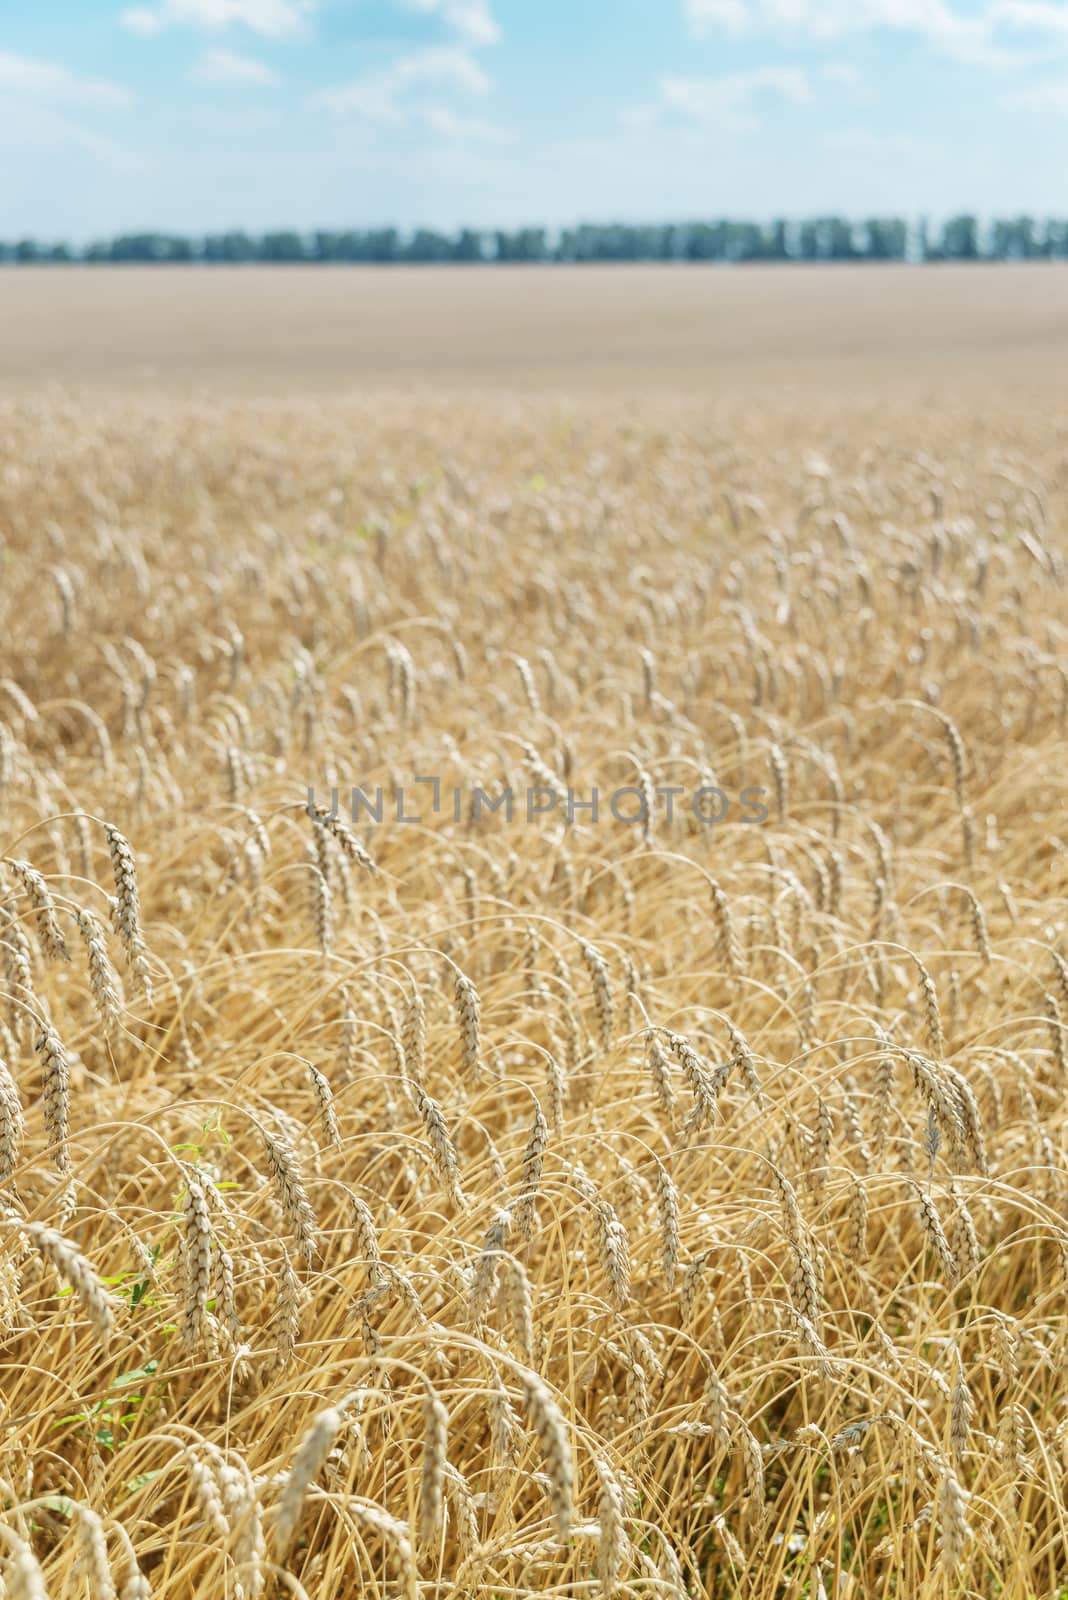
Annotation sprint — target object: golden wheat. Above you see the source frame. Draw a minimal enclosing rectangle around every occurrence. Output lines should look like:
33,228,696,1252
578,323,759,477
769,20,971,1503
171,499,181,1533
0,388,1064,1598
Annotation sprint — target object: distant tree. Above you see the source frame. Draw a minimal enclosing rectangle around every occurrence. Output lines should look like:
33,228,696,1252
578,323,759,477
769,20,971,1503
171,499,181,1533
365,228,400,262
3,214,1062,267
106,233,195,262
496,227,548,261
797,217,856,260
1032,219,1055,259
311,230,341,261
797,219,822,260
682,222,727,261
940,215,979,259
728,222,776,261
203,231,257,262
109,234,151,261
994,216,1037,259
620,224,672,259
406,229,454,262
826,218,859,259
337,231,370,261
454,228,485,261
658,226,685,260
260,230,306,262
764,219,789,260
863,218,908,260
1041,219,1068,259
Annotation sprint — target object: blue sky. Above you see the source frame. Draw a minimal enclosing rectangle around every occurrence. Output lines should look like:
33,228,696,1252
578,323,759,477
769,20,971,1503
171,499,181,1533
2,0,1067,238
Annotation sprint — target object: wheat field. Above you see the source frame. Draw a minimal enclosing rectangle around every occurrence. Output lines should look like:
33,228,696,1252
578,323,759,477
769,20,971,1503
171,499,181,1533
0,329,1067,1599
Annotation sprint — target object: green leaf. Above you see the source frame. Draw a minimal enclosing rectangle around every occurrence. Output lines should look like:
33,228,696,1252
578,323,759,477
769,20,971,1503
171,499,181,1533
126,1470,161,1496
38,1496,74,1518
111,1362,159,1389
58,1401,105,1424
203,1108,231,1147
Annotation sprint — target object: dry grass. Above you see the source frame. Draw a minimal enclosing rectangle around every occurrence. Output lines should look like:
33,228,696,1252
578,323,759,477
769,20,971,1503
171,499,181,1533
0,378,1066,1599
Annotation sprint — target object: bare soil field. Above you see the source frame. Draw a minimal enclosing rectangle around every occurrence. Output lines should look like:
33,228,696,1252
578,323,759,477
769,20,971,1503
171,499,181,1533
1,262,1067,395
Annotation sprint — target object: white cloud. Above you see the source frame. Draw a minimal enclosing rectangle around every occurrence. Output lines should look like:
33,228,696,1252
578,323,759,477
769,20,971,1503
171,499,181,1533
401,0,500,46
682,0,1049,65
11,105,142,169
619,103,660,130
186,104,280,130
820,60,862,85
818,60,875,98
1002,73,1068,108
683,0,748,27
993,0,1068,33
0,50,134,109
823,126,932,156
658,66,812,130
312,46,491,121
0,53,137,177
120,7,165,32
120,0,314,37
192,47,279,83
420,104,510,140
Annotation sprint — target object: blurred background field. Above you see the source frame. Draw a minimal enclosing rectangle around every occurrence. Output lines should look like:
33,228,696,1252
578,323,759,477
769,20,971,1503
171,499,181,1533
2,262,1066,396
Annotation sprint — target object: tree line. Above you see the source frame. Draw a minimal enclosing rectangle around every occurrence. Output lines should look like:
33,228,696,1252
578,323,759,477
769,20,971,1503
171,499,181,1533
4,216,1068,264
